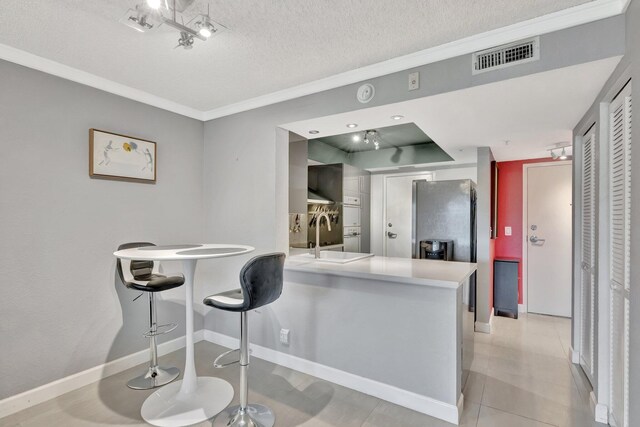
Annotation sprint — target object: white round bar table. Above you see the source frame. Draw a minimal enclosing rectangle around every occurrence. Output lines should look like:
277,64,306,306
113,243,254,427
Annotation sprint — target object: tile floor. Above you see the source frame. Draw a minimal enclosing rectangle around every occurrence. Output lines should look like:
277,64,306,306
1,313,606,426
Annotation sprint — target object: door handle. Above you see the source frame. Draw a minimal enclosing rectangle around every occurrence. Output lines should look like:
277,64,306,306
529,235,546,244
387,232,398,239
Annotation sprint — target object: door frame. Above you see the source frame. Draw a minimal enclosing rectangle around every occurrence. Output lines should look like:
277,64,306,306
521,160,572,313
382,171,433,257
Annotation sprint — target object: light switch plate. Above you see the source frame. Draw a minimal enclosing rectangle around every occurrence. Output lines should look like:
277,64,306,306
408,72,420,91
505,226,512,236
280,328,290,345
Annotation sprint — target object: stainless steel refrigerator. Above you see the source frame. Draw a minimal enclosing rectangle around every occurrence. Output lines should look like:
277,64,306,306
412,179,477,309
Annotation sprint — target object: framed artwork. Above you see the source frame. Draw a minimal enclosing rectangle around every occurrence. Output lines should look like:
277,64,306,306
89,129,156,183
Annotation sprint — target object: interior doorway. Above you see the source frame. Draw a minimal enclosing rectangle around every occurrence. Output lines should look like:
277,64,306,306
523,161,573,317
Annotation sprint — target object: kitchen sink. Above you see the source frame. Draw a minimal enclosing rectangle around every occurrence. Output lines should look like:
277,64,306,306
294,251,374,264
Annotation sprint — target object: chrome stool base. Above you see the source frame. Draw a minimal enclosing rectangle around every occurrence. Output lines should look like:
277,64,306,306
127,366,180,390
212,404,275,427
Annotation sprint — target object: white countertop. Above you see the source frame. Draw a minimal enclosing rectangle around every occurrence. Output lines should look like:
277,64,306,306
285,254,477,289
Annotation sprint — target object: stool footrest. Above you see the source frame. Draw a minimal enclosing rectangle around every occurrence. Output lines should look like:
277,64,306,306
214,349,240,368
213,348,253,368
143,323,178,337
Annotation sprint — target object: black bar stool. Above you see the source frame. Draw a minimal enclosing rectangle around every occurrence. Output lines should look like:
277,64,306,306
116,242,185,390
203,253,285,427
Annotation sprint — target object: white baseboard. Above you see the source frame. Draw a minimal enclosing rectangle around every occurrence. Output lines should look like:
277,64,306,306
475,312,494,334
0,329,204,419
589,391,609,424
569,346,581,364
518,304,527,313
203,330,462,425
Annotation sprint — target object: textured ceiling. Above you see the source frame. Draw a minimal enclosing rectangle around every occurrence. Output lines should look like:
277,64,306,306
0,0,594,111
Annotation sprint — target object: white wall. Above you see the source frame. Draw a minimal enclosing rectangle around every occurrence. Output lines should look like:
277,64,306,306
370,166,478,256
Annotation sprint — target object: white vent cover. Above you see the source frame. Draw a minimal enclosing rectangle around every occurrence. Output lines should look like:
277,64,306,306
472,37,540,74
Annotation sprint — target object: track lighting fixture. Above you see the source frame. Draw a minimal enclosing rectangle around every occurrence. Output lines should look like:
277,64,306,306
548,143,571,160
121,1,226,49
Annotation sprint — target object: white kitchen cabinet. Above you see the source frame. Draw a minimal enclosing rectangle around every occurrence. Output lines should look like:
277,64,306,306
343,205,360,227
343,234,360,252
344,176,359,196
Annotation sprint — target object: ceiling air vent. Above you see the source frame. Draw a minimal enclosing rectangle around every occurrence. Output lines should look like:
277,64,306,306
472,37,540,75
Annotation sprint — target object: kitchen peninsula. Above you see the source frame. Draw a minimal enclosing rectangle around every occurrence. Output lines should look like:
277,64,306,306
281,253,476,425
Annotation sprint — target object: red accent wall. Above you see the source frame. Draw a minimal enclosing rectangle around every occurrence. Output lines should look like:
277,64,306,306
495,158,556,304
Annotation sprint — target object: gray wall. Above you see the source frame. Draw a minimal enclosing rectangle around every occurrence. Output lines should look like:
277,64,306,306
571,1,638,424
201,16,626,350
0,60,205,400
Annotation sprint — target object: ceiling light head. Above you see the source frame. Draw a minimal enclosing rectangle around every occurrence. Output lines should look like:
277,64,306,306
177,32,195,49
197,16,216,38
352,134,361,143
391,115,404,121
346,123,358,129
559,147,568,160
120,7,157,32
147,0,162,9
308,130,319,135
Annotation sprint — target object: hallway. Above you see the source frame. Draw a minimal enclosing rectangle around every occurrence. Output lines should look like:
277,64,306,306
467,313,604,427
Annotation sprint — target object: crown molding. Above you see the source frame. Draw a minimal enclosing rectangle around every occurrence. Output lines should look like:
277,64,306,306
0,43,205,121
201,0,625,121
0,0,625,122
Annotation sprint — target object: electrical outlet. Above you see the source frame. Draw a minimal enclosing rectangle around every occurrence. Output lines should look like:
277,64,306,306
408,72,420,91
280,328,290,345
505,226,512,236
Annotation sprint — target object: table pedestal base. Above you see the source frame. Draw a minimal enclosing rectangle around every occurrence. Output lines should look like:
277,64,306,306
141,377,234,427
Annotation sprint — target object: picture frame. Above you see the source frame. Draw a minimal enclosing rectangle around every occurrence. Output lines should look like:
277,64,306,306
89,129,157,183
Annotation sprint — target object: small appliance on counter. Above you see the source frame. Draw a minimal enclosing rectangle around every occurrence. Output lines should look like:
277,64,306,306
419,239,453,260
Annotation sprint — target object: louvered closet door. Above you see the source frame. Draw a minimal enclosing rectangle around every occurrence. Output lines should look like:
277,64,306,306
609,82,632,427
580,127,596,383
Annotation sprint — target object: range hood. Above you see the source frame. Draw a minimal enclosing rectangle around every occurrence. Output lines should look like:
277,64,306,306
307,189,334,205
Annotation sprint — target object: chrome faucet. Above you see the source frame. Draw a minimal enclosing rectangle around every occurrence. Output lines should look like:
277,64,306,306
315,212,332,259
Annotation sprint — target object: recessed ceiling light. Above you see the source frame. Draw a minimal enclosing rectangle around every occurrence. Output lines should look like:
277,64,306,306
308,130,319,134
147,0,161,9
391,115,404,120
352,135,361,142
346,123,358,128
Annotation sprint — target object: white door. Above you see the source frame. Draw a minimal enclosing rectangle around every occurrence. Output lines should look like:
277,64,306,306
580,127,596,384
384,173,432,257
526,163,573,317
609,82,631,427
